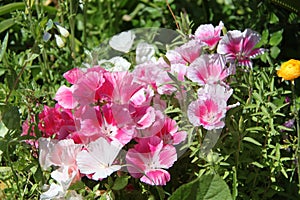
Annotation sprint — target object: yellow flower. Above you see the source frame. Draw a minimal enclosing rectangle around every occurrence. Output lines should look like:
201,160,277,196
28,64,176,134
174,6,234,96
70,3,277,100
277,59,300,81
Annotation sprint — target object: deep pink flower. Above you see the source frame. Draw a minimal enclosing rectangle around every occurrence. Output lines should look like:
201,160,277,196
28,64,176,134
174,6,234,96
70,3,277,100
194,21,224,50
187,54,230,85
217,29,265,68
126,136,177,185
188,98,227,130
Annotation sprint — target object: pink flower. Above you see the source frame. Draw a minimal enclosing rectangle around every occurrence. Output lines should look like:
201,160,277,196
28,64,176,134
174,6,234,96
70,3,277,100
156,117,187,145
38,104,76,139
188,98,227,130
55,85,77,109
126,136,177,185
217,29,265,68
63,68,84,84
194,21,224,50
187,54,229,85
76,137,122,180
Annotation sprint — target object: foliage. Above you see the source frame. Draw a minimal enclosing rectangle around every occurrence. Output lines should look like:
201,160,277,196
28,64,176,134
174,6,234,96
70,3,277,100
0,0,300,199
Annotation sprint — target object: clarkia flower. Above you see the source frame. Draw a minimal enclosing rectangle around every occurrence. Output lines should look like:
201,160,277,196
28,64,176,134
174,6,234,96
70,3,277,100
188,98,227,130
126,136,177,185
217,29,265,68
194,21,224,50
187,54,230,85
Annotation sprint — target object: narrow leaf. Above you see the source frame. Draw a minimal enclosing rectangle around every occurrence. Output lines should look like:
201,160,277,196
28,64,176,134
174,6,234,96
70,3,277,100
243,137,262,146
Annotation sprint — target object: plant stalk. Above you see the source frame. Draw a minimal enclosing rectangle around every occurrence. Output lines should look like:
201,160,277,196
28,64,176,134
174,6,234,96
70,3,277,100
292,83,300,194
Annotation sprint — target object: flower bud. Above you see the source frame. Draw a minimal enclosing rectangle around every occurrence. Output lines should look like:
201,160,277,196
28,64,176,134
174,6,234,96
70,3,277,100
56,24,70,38
55,34,65,48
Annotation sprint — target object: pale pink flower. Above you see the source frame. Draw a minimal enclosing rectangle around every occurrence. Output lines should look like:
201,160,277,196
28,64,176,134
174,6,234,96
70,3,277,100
73,70,106,105
187,54,229,85
76,137,122,180
217,29,265,68
126,136,177,185
194,21,224,50
188,98,227,130
175,40,203,63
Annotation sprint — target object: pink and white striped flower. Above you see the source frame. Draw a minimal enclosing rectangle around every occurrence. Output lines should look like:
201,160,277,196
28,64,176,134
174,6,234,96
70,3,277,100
217,29,265,68
187,54,230,85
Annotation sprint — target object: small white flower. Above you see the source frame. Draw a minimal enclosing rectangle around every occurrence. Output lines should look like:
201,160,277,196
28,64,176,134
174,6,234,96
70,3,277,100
109,30,135,53
55,34,65,48
56,24,70,37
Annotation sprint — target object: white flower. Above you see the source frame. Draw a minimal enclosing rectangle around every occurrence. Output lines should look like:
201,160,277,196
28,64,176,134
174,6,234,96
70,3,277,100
40,183,65,200
76,137,123,180
109,30,135,53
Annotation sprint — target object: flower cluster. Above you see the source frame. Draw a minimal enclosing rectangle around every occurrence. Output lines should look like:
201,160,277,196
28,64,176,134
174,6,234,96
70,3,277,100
22,22,264,199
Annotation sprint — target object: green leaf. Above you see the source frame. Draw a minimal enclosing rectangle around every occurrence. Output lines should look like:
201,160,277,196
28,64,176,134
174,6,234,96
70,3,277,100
246,127,265,132
0,2,25,16
112,176,129,190
270,46,280,59
269,30,283,46
0,18,15,34
2,106,20,130
243,137,262,146
169,174,232,200
0,32,9,62
269,12,279,24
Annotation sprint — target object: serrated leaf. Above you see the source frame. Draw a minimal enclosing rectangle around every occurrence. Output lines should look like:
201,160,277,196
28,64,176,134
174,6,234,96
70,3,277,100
169,174,232,200
243,137,262,146
269,30,283,46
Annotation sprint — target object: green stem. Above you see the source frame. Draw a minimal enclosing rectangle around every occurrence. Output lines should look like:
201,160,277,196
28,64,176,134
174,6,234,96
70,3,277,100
292,83,300,194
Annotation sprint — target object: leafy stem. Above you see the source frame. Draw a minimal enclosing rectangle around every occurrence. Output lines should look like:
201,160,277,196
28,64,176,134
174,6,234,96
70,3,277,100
292,82,300,194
